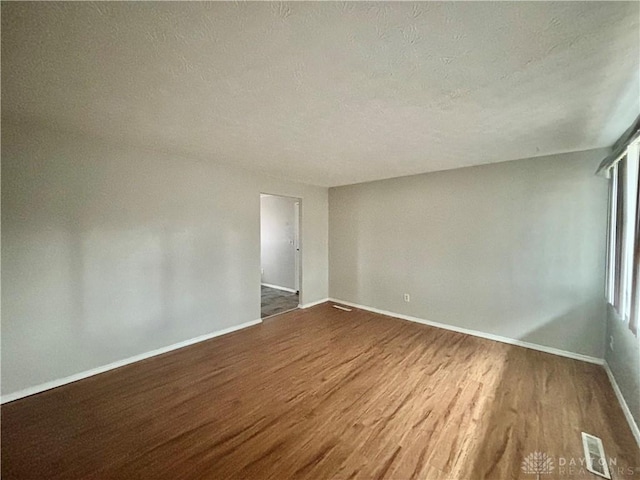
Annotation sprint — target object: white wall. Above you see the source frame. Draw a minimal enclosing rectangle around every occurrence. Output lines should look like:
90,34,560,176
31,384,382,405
329,149,609,358
1,119,328,396
1,115,612,398
260,195,298,291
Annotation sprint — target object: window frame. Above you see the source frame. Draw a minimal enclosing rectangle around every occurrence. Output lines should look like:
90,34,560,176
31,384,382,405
605,138,640,335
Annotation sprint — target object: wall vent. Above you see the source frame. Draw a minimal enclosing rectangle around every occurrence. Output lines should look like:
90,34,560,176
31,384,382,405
581,432,611,479
332,305,352,312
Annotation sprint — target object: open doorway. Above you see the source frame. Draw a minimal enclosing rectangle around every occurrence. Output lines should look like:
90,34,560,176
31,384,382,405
260,194,301,319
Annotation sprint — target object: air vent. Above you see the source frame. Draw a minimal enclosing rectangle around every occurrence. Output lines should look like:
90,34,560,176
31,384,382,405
581,432,611,479
332,305,352,312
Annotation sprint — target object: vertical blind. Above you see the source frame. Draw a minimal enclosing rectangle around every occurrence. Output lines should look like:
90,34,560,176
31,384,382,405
602,128,640,336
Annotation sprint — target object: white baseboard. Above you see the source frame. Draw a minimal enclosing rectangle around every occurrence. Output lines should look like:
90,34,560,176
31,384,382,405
261,283,297,293
1,318,262,404
300,298,329,309
328,298,604,365
603,361,640,448
6,300,635,447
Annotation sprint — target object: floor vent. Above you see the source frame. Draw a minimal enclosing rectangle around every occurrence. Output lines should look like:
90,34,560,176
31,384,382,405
332,305,352,312
581,432,611,479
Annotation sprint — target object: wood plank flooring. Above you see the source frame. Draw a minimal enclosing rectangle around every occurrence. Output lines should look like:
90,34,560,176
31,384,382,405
2,303,639,479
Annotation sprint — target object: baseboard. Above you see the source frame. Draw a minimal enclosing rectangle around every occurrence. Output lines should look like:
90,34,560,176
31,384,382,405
328,298,604,365
1,318,263,404
300,298,329,309
261,283,297,293
603,361,640,448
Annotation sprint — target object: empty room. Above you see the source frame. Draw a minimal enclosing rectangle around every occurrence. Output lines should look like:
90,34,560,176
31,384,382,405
1,2,639,479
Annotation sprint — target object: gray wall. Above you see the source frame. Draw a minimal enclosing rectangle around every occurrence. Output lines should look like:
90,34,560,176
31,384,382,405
606,306,640,430
260,195,298,290
329,149,609,358
1,119,328,395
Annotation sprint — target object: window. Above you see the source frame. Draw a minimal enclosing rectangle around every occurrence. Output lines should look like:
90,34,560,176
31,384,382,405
605,138,640,335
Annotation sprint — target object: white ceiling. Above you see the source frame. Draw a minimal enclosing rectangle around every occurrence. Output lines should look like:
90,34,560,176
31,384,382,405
2,2,638,187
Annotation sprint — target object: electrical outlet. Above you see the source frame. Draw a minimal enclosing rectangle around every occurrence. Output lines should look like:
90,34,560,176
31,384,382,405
403,293,410,302
609,335,614,351
261,268,264,275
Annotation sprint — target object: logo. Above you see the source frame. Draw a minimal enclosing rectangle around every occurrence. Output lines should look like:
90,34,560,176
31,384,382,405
522,451,555,476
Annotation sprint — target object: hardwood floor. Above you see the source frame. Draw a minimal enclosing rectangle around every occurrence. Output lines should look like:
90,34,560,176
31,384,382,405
2,303,639,479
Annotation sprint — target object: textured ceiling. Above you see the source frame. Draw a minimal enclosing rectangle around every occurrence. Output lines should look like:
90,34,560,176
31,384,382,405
2,2,639,187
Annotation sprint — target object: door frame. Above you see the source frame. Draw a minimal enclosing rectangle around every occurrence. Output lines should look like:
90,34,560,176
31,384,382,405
259,192,302,308
293,200,301,296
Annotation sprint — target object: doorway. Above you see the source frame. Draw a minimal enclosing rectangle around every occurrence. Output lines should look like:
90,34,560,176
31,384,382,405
260,194,301,319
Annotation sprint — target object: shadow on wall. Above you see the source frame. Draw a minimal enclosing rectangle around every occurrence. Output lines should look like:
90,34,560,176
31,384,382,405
605,304,640,433
513,301,606,359
2,216,255,394
69,225,249,338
